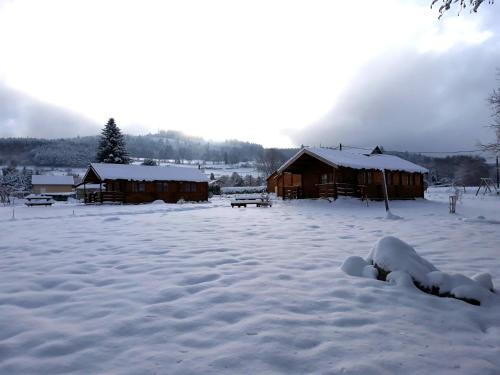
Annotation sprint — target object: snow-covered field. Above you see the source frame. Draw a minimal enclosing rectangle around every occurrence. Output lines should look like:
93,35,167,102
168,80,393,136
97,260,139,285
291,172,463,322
1,189,500,374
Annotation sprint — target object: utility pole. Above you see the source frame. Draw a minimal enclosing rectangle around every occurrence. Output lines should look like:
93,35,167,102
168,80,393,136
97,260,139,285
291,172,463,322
382,169,390,212
496,154,499,190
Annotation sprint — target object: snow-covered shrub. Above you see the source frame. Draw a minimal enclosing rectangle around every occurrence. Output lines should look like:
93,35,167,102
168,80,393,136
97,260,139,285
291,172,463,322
341,236,496,306
221,186,266,194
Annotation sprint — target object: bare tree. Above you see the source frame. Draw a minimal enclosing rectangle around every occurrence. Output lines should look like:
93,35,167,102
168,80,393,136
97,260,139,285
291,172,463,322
431,0,494,18
256,149,287,177
481,76,500,154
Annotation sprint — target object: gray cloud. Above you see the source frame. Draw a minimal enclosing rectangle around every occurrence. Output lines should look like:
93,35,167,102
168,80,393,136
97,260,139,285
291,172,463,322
291,38,500,152
0,82,100,138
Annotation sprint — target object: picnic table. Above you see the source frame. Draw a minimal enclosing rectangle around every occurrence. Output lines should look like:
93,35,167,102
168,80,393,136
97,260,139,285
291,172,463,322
230,194,272,208
25,194,54,207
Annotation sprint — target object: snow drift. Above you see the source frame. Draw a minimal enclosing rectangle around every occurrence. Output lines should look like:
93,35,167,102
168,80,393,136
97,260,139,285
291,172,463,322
341,236,496,305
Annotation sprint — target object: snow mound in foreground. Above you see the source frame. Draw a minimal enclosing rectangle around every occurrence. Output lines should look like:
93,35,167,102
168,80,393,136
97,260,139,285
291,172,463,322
367,236,437,286
385,210,403,220
151,199,166,205
341,236,496,306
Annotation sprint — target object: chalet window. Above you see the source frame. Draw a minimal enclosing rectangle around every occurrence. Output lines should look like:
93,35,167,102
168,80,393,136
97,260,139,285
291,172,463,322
364,171,372,185
156,182,169,192
132,182,146,192
409,174,414,186
392,173,400,185
320,174,333,184
182,182,196,193
180,182,196,193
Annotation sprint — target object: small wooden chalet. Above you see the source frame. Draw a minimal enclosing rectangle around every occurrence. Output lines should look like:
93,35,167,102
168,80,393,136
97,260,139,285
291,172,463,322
32,175,75,194
31,175,76,201
81,163,209,204
267,147,428,200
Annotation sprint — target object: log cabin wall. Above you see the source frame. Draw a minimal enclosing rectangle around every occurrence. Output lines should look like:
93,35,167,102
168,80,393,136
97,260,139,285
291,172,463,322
357,170,424,199
266,173,278,194
297,157,334,198
103,179,208,203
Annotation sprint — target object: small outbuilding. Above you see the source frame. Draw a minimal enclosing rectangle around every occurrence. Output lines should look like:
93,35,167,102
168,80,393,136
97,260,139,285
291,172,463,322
81,163,209,204
31,175,76,201
267,147,428,200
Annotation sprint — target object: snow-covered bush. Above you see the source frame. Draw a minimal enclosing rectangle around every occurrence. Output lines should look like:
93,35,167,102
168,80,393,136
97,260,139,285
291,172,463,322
341,236,496,306
221,186,266,194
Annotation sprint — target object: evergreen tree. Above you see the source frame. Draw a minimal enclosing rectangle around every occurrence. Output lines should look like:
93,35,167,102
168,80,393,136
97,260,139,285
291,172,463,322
96,118,130,164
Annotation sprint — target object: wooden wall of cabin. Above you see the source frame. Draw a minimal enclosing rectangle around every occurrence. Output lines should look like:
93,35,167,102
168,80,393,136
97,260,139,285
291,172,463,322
274,173,302,197
266,174,277,194
299,160,334,198
104,180,208,203
356,171,424,199
33,184,74,194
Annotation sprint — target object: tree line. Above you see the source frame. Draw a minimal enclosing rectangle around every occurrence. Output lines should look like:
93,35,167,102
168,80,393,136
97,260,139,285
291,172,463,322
0,130,267,167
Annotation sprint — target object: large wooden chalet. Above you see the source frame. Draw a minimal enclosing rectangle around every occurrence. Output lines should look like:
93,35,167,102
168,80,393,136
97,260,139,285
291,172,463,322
81,163,209,204
267,147,428,200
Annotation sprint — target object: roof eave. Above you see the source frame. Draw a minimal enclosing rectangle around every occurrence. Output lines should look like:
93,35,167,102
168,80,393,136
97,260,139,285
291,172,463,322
276,148,340,174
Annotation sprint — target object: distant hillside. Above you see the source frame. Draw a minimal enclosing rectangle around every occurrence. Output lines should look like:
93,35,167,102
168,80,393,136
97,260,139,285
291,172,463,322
0,131,267,167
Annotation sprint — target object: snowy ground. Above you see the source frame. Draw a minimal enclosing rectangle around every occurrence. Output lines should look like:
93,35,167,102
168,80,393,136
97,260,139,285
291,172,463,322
1,189,500,374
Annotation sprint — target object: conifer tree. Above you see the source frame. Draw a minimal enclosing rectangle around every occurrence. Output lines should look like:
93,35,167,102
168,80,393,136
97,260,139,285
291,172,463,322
96,118,130,164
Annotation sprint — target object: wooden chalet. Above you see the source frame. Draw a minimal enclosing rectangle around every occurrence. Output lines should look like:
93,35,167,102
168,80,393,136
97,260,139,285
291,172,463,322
267,147,428,200
32,175,75,194
82,163,209,204
31,175,76,201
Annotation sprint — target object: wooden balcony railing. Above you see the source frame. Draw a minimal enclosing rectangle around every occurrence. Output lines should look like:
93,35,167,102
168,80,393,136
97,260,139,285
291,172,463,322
85,191,125,204
317,183,337,199
283,186,302,200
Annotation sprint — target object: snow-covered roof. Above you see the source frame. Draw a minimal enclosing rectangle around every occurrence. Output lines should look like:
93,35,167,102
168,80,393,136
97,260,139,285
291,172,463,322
87,163,209,182
76,184,102,190
31,175,75,185
278,147,428,174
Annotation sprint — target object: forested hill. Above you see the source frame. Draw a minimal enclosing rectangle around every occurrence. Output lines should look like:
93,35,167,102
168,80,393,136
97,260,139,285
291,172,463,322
0,131,271,167
0,133,491,186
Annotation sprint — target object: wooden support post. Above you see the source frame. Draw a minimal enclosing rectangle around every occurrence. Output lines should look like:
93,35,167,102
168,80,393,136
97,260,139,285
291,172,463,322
382,169,390,212
99,182,103,204
496,154,499,191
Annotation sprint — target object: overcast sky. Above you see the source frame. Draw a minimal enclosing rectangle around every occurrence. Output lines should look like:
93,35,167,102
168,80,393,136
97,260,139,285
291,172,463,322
0,0,499,151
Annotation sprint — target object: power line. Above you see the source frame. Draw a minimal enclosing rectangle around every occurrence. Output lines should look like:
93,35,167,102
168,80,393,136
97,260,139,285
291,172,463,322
339,144,485,154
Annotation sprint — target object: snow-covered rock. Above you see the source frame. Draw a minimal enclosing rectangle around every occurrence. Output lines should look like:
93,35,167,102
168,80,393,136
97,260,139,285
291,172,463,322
343,236,496,305
367,236,437,287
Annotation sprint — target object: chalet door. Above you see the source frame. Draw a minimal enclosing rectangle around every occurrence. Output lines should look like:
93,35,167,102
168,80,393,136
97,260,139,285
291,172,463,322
302,173,319,198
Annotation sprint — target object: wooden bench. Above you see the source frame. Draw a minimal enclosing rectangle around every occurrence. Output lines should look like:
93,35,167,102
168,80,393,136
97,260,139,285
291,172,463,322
25,195,54,207
231,199,272,208
231,194,272,208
